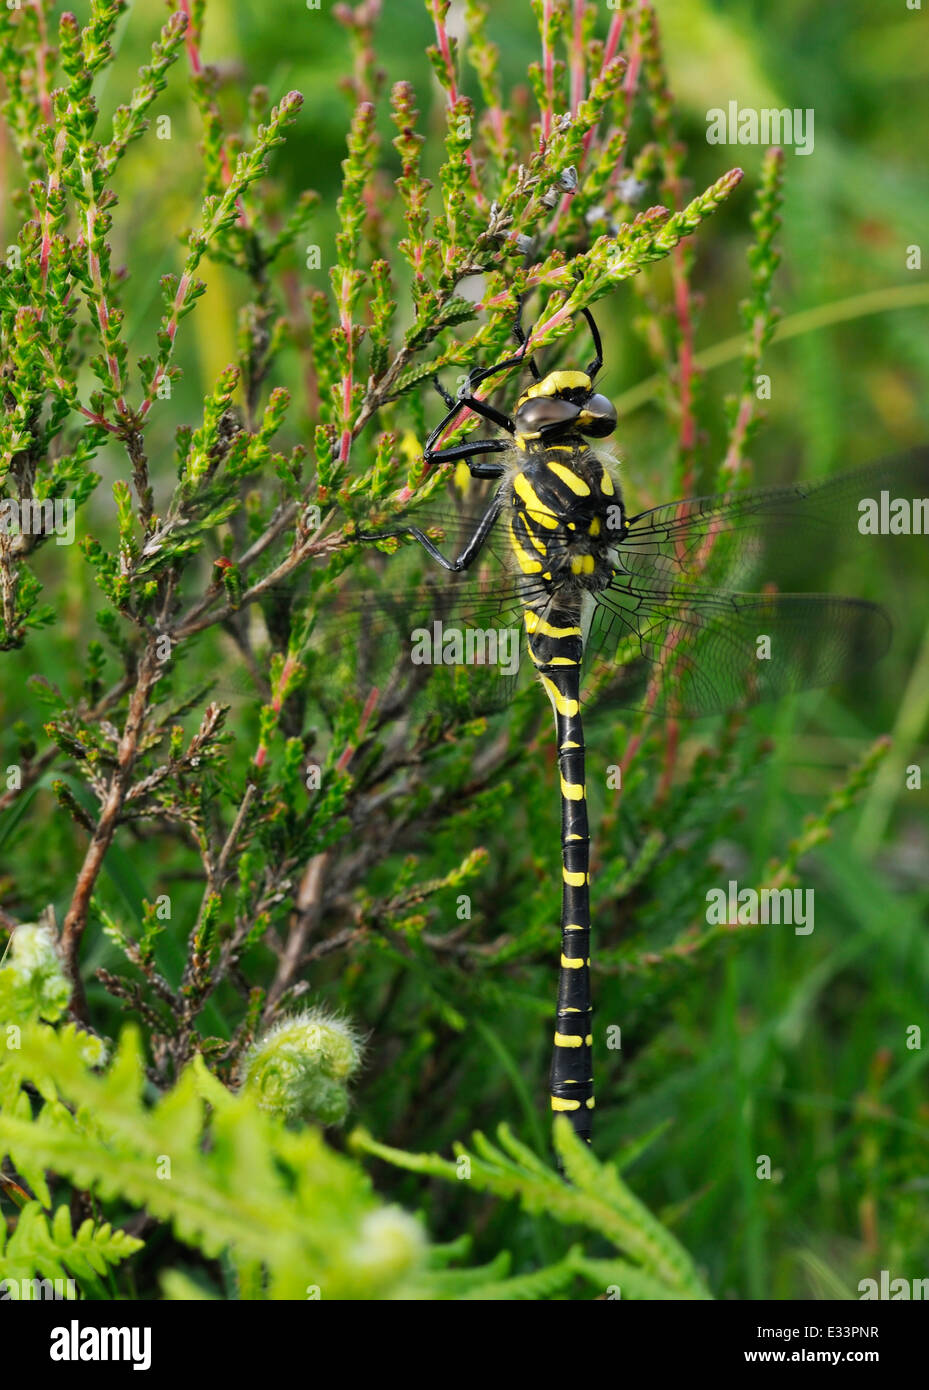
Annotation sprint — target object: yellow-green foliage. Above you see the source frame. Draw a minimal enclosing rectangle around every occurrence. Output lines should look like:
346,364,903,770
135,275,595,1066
353,1117,712,1301
0,1201,142,1300
0,1012,709,1300
0,1022,426,1299
0,924,71,1024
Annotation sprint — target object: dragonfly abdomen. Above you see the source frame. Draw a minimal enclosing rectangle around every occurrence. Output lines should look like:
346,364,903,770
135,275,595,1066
521,589,594,1138
512,452,610,1141
545,660,594,1139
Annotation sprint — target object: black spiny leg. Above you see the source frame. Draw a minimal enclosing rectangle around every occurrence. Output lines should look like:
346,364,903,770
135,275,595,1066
422,437,509,475
404,334,532,563
403,495,503,572
582,306,603,379
423,382,514,469
431,376,457,410
512,293,541,381
424,326,534,468
360,495,503,572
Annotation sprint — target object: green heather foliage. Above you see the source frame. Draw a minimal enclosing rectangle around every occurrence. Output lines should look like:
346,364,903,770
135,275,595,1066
0,0,926,1300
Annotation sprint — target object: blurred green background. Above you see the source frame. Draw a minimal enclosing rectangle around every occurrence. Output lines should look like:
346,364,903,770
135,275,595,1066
1,0,927,1300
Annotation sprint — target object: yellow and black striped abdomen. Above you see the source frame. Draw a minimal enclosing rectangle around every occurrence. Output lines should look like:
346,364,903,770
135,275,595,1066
532,637,594,1136
506,441,616,1141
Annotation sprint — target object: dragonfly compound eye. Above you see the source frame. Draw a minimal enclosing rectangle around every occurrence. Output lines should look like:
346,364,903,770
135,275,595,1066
576,393,617,438
514,395,583,436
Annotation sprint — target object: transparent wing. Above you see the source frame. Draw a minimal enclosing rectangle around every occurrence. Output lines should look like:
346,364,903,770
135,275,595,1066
207,484,536,724
293,571,535,724
616,448,929,591
350,486,514,564
576,449,923,715
203,449,924,723
583,583,891,717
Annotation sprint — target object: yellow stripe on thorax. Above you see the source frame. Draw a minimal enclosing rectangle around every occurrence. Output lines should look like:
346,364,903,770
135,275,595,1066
508,521,543,574
519,514,547,555
546,461,591,495
513,473,559,528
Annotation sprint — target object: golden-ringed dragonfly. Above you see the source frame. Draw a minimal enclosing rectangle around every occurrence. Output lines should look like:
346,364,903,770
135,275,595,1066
214,304,926,1149
350,304,926,1145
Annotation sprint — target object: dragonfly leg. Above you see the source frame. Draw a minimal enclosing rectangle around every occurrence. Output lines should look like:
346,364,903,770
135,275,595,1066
424,392,514,457
512,292,541,381
431,375,456,409
427,360,520,443
582,306,603,379
422,437,509,477
428,336,534,448
394,495,503,572
455,377,514,434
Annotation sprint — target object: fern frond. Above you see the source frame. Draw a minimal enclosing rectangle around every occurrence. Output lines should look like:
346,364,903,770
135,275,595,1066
351,1119,712,1299
0,1023,426,1300
459,1251,581,1301
0,1200,142,1298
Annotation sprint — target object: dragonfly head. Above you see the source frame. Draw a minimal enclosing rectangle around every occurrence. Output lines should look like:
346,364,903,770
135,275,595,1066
514,371,617,442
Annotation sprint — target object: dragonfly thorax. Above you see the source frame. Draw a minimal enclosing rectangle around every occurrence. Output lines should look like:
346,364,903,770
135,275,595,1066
506,445,623,595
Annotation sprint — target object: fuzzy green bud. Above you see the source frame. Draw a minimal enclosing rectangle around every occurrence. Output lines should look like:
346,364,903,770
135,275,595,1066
240,1007,363,1126
345,1207,426,1293
0,924,71,1023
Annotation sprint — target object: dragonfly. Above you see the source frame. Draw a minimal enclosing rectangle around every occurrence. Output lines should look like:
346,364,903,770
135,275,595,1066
212,305,927,1147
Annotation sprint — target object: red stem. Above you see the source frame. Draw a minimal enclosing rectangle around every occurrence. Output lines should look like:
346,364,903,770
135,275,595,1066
140,271,193,419
430,0,485,206
30,0,53,124
178,0,203,75
540,0,555,142
335,686,381,775
569,0,586,115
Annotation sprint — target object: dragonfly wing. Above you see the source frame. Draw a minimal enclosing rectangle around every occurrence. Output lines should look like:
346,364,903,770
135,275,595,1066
583,582,892,717
208,480,526,716
211,569,538,723
618,448,929,591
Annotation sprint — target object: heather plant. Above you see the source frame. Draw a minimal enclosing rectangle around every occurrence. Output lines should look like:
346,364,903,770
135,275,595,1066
0,0,926,1302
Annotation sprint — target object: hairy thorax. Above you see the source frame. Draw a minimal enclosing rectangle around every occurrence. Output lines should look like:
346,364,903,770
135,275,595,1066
504,437,624,598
